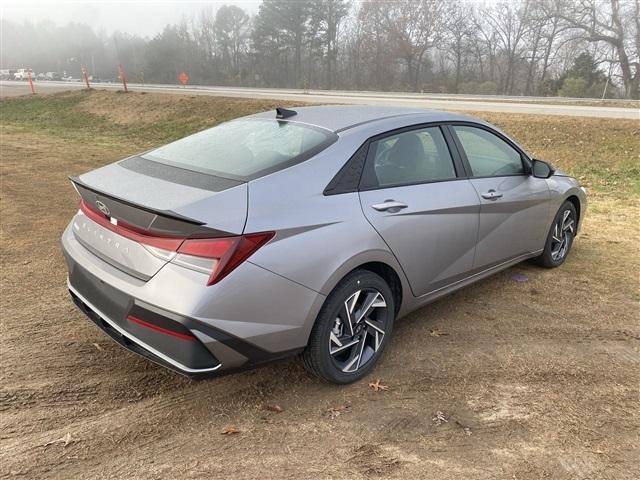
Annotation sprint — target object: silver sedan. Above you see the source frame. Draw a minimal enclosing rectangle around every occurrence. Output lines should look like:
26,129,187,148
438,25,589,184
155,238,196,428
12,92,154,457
62,105,586,383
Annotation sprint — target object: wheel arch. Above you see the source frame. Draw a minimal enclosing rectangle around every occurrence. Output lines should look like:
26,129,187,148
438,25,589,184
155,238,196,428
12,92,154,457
318,251,409,316
565,194,581,226
349,262,403,315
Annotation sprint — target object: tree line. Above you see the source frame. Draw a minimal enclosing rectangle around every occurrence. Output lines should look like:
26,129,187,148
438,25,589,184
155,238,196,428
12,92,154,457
2,0,639,99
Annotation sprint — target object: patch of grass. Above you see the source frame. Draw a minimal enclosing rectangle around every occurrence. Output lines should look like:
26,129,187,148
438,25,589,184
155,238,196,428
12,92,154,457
0,90,306,148
1,91,104,133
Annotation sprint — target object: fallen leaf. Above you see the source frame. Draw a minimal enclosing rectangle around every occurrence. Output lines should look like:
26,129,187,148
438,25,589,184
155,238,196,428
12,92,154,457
429,328,449,337
325,404,350,419
221,425,240,435
92,343,103,351
43,432,73,448
258,403,283,413
368,379,389,392
432,411,449,425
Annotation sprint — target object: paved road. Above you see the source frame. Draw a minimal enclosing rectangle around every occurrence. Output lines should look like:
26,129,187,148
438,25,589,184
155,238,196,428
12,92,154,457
2,80,638,119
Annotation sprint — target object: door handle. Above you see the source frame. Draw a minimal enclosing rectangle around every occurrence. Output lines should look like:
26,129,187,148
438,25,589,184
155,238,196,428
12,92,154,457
481,190,503,200
371,200,408,212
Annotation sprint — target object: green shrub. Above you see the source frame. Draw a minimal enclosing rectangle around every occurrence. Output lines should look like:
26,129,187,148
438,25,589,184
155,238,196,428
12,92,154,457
559,77,587,98
458,81,498,95
477,81,498,95
585,81,612,99
458,82,479,94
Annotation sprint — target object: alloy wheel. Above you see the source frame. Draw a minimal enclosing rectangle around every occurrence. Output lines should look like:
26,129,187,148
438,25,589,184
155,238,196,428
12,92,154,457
329,288,388,373
550,209,575,261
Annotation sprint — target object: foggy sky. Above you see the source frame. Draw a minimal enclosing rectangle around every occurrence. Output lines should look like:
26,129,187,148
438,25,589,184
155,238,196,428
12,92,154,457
2,0,262,37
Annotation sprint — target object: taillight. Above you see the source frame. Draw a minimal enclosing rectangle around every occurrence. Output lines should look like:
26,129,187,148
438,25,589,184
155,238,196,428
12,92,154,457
175,232,275,286
78,199,274,286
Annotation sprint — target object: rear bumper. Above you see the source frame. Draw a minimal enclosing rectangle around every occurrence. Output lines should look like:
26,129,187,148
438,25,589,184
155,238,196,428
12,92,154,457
68,283,221,377
61,222,325,377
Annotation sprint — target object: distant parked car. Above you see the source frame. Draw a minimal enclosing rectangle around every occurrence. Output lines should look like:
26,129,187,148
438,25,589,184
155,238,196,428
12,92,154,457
0,69,17,80
62,106,587,383
45,72,62,81
13,69,33,80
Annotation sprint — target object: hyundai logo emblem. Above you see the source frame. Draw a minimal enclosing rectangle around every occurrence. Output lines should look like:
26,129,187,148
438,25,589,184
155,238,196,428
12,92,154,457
95,200,110,216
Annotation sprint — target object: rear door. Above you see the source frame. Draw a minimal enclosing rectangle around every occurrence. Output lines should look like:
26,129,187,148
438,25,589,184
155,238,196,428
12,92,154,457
448,124,550,270
359,125,480,297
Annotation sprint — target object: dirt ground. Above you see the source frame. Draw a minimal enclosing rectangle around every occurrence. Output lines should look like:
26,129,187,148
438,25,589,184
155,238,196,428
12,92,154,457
1,91,639,479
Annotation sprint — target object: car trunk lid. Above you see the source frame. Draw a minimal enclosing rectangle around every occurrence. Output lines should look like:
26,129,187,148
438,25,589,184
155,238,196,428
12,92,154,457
70,158,248,280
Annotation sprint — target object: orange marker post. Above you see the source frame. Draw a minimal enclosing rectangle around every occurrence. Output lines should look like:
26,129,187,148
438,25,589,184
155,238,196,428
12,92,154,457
27,69,36,95
118,64,128,93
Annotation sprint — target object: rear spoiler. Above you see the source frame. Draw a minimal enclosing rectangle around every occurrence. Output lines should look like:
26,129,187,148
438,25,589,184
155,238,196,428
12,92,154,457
69,175,205,226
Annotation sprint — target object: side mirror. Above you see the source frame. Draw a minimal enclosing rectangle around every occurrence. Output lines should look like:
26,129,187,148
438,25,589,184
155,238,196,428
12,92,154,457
531,159,555,179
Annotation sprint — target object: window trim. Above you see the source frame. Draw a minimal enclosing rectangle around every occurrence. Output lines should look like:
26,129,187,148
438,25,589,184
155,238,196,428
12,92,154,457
445,122,532,179
323,120,533,196
358,123,466,192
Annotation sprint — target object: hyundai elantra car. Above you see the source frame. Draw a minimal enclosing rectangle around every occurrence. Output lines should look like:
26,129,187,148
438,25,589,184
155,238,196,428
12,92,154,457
62,105,586,383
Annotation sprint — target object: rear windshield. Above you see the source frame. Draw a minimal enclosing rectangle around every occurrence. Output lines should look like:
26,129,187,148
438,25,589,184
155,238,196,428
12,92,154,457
143,118,336,181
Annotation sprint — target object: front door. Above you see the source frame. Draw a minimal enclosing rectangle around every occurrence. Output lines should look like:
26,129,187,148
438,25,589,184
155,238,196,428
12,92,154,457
449,124,550,270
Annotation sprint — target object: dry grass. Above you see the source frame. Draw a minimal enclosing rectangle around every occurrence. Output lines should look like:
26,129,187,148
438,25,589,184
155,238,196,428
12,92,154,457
1,91,638,479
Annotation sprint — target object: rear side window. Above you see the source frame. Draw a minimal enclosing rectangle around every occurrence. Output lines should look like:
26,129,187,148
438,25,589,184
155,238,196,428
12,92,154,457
144,119,335,180
362,127,456,188
452,125,524,177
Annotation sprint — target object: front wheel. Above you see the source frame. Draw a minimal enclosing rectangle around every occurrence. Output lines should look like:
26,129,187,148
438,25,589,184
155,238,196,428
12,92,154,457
533,201,577,268
303,270,395,384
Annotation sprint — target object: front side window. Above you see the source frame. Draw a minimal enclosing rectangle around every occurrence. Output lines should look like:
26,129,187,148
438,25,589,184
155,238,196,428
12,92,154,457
363,127,457,188
453,125,524,177
143,119,334,180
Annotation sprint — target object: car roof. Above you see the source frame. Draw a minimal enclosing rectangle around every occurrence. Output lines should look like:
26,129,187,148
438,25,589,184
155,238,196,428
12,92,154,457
249,105,480,133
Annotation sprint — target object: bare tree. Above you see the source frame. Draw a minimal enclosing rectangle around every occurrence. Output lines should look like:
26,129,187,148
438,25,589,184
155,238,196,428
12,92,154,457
485,0,533,94
555,0,639,98
444,3,474,93
472,8,499,84
358,1,395,90
314,0,350,89
381,0,446,90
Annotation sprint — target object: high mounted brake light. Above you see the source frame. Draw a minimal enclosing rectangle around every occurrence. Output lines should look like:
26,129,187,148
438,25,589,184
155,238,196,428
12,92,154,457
78,200,274,286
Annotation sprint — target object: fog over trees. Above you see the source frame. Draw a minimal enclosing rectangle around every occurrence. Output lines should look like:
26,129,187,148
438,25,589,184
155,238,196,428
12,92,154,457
2,0,639,98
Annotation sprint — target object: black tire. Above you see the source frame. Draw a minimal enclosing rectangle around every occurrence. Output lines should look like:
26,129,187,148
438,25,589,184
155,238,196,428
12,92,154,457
533,201,577,268
303,270,395,384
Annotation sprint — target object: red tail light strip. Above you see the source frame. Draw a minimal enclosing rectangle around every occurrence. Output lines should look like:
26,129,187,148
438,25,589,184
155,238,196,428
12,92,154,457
79,200,184,251
127,314,196,341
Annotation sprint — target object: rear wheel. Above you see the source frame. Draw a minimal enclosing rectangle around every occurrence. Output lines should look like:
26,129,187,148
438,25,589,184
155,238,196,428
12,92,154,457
303,270,395,384
533,201,577,268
